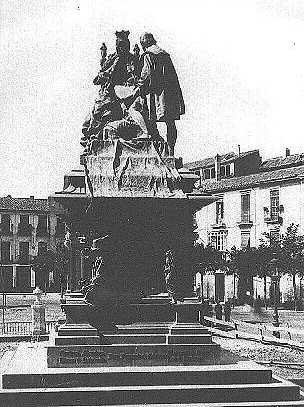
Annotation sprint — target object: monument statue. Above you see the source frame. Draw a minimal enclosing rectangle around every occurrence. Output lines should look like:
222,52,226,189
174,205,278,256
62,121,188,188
164,249,180,304
55,29,206,333
80,31,185,157
81,30,150,155
81,233,142,333
133,32,185,155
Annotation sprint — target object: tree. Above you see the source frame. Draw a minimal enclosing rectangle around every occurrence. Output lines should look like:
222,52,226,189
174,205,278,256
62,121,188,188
254,243,274,308
32,250,56,292
193,243,226,274
258,224,304,310
193,243,227,300
279,224,304,310
228,246,260,304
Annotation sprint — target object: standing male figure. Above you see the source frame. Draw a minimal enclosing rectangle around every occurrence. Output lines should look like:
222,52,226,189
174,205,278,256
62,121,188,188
135,32,185,156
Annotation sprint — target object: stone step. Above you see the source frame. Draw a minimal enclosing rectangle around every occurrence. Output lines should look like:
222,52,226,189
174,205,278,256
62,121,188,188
170,327,210,335
49,402,304,407
168,334,212,344
47,344,221,368
55,336,101,346
58,327,98,337
117,327,210,335
0,382,299,406
55,334,213,346
3,364,273,389
65,292,84,298
116,327,172,334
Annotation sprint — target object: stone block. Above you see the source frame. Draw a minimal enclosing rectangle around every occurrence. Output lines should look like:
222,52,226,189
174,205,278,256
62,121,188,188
31,304,46,335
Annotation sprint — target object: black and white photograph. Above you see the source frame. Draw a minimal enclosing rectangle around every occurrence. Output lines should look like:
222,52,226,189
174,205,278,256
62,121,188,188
1,0,304,405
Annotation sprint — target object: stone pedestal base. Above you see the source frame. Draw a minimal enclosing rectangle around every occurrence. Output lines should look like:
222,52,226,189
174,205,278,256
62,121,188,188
31,304,46,335
174,304,200,324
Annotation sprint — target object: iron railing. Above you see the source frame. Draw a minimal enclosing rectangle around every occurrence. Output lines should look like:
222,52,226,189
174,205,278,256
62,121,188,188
0,320,57,335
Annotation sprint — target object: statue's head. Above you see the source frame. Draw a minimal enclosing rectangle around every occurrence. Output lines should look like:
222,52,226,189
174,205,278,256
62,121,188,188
140,32,157,50
115,30,130,55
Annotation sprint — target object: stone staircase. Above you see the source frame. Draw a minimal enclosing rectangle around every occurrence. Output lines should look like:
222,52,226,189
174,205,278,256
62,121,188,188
47,322,221,368
0,321,303,406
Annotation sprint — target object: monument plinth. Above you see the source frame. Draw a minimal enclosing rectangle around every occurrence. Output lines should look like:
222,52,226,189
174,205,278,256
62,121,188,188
53,31,217,328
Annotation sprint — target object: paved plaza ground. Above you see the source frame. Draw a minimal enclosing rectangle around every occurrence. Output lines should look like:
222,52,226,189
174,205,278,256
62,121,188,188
1,294,304,382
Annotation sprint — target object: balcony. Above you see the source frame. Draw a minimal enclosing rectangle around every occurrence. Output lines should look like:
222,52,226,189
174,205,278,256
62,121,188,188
211,220,226,230
265,215,283,226
238,215,253,229
17,224,33,236
264,205,284,225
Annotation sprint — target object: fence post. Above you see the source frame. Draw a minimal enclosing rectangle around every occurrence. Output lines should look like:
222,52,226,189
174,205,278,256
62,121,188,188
259,324,264,341
286,323,292,341
234,322,238,339
31,288,46,336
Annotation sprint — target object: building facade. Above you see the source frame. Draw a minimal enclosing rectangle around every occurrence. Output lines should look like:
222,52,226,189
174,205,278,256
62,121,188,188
0,195,65,292
186,149,304,303
185,148,304,252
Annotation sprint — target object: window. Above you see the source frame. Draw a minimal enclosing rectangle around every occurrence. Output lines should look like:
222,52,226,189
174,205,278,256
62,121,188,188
36,215,48,236
204,167,216,180
56,217,65,236
204,168,211,180
38,241,47,255
220,164,231,178
20,215,29,226
18,215,31,236
216,199,224,224
241,193,250,222
270,189,279,220
1,241,11,264
208,231,227,251
0,214,11,235
19,242,29,264
241,231,250,248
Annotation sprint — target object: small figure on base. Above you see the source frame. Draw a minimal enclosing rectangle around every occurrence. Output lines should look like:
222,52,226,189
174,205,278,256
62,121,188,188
164,249,180,304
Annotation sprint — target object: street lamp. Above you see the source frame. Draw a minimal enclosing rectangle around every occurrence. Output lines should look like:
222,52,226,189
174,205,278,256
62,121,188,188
77,235,87,282
0,231,5,333
269,256,280,338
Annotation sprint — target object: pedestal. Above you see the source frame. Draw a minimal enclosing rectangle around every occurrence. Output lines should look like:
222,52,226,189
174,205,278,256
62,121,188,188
31,303,46,335
174,303,200,323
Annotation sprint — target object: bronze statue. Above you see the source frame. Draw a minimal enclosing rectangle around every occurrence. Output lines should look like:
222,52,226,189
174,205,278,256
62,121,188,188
133,32,185,156
164,249,179,304
81,31,149,154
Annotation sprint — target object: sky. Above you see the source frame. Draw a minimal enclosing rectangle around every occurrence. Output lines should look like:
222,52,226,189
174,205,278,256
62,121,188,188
1,0,304,198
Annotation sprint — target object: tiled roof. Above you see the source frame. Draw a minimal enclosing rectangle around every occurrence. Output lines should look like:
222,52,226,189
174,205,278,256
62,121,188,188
185,150,259,170
261,153,304,171
184,152,235,169
0,196,49,212
199,165,304,193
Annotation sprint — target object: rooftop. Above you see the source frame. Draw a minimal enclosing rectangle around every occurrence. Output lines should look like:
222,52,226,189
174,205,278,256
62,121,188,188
184,150,260,170
0,196,49,212
261,153,304,171
199,164,304,193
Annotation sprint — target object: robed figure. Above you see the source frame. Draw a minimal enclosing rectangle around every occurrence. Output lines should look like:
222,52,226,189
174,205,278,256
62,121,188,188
136,33,185,155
